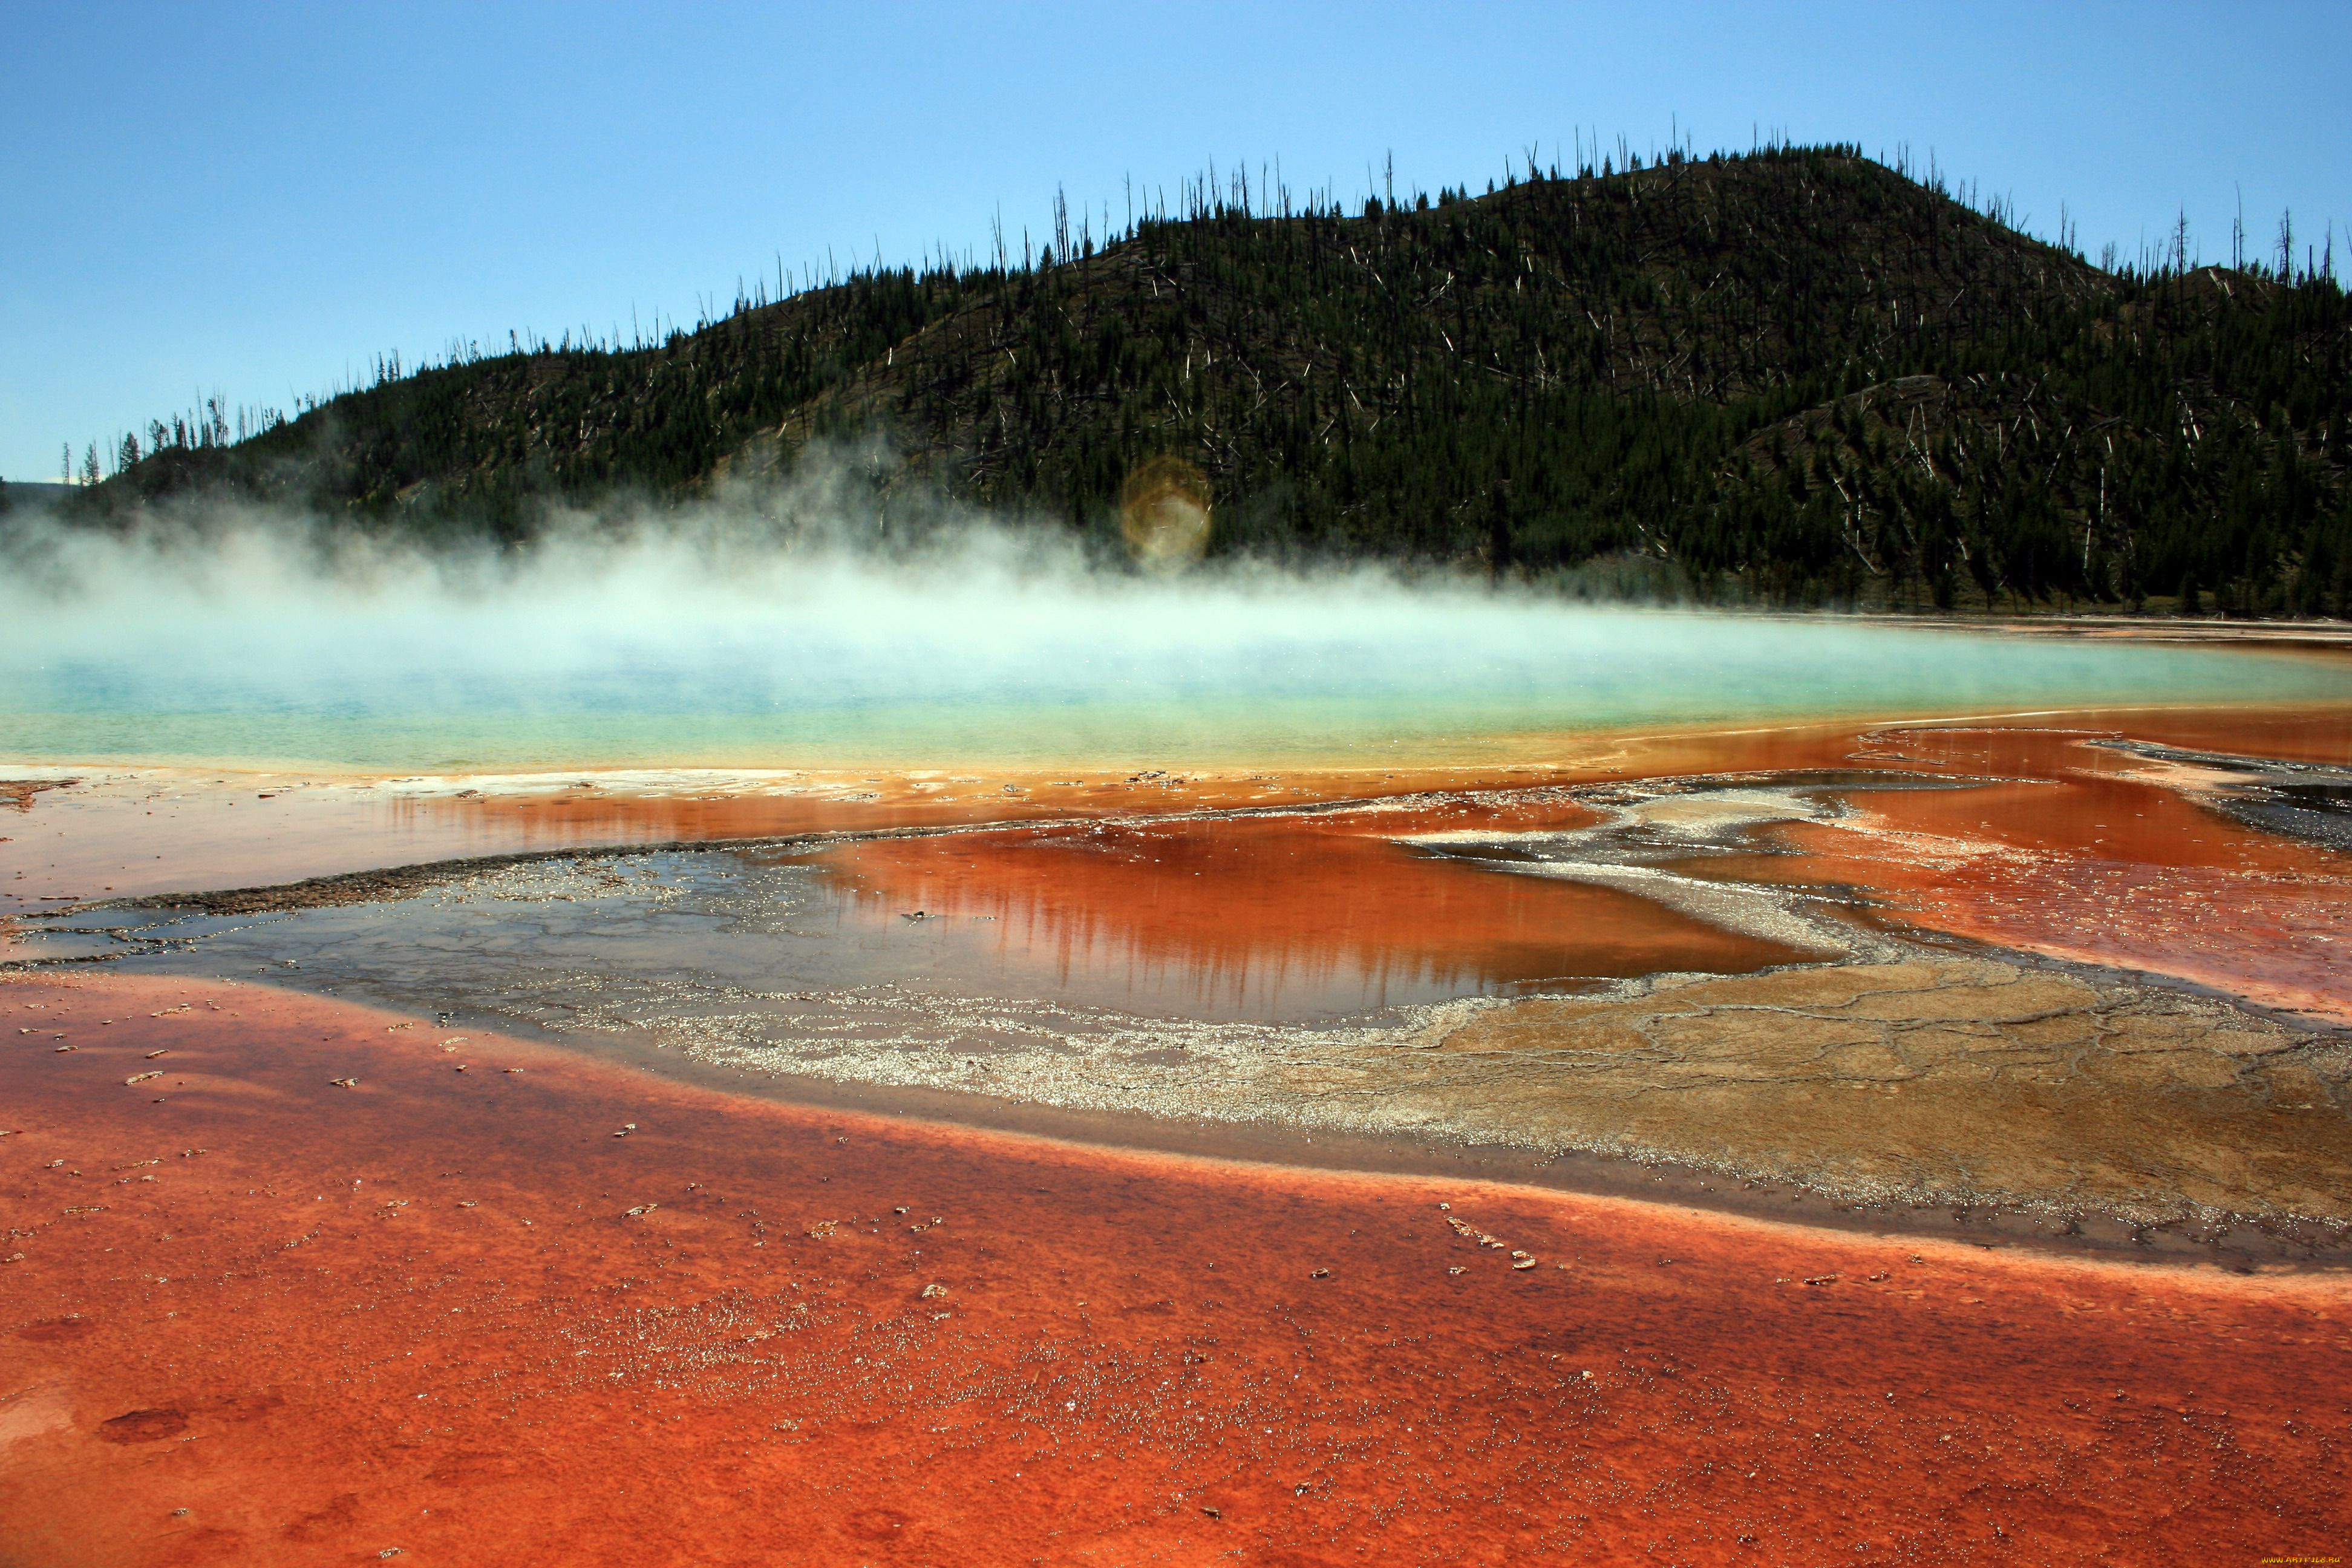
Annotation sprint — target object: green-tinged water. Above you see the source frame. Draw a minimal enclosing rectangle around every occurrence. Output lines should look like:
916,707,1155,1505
4,555,2345,770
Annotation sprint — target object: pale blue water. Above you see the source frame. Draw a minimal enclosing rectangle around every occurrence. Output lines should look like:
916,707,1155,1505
2,545,2344,770
5,620,2341,772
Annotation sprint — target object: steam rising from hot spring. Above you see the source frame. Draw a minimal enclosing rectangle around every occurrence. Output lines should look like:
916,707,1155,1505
1,486,2342,770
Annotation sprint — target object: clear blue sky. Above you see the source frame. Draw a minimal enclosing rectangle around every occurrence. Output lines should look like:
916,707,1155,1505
5,0,2348,482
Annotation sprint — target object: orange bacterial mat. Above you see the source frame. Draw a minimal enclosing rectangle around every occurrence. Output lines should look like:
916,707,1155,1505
4,974,2347,1566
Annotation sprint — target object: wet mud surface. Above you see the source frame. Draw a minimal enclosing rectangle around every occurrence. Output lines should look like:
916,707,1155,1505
0,766,1230,918
5,974,2350,1566
10,705,2352,1239
1429,959,2352,1243
7,699,2352,1562
1728,724,2352,1027
15,822,2348,1244
0,710,1942,919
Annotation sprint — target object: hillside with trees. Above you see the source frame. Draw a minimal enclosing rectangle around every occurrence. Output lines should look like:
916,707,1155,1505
63,145,2352,616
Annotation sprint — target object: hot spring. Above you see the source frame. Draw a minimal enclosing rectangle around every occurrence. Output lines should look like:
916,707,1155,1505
2,518,2344,771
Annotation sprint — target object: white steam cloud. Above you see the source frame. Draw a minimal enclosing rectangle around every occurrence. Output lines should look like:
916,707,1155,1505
2,463,2341,772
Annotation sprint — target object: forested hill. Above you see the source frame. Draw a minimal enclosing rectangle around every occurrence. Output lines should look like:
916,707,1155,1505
70,144,2352,615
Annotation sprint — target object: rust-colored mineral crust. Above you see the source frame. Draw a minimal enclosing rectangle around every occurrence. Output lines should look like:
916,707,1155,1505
4,974,2348,1566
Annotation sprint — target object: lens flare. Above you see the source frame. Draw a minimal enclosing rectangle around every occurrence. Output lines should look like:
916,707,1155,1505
1119,455,1212,569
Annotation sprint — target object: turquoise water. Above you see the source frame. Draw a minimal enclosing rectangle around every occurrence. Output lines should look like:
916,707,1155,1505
6,615,2342,772
3,546,2344,770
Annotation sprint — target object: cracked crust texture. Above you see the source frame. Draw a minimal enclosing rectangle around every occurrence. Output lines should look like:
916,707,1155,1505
1414,959,2351,1223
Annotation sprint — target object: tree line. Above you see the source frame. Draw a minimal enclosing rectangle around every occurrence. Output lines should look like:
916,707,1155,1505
68,144,2352,615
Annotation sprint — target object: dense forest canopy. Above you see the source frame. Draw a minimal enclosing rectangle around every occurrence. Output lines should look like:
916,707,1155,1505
55,145,2352,616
